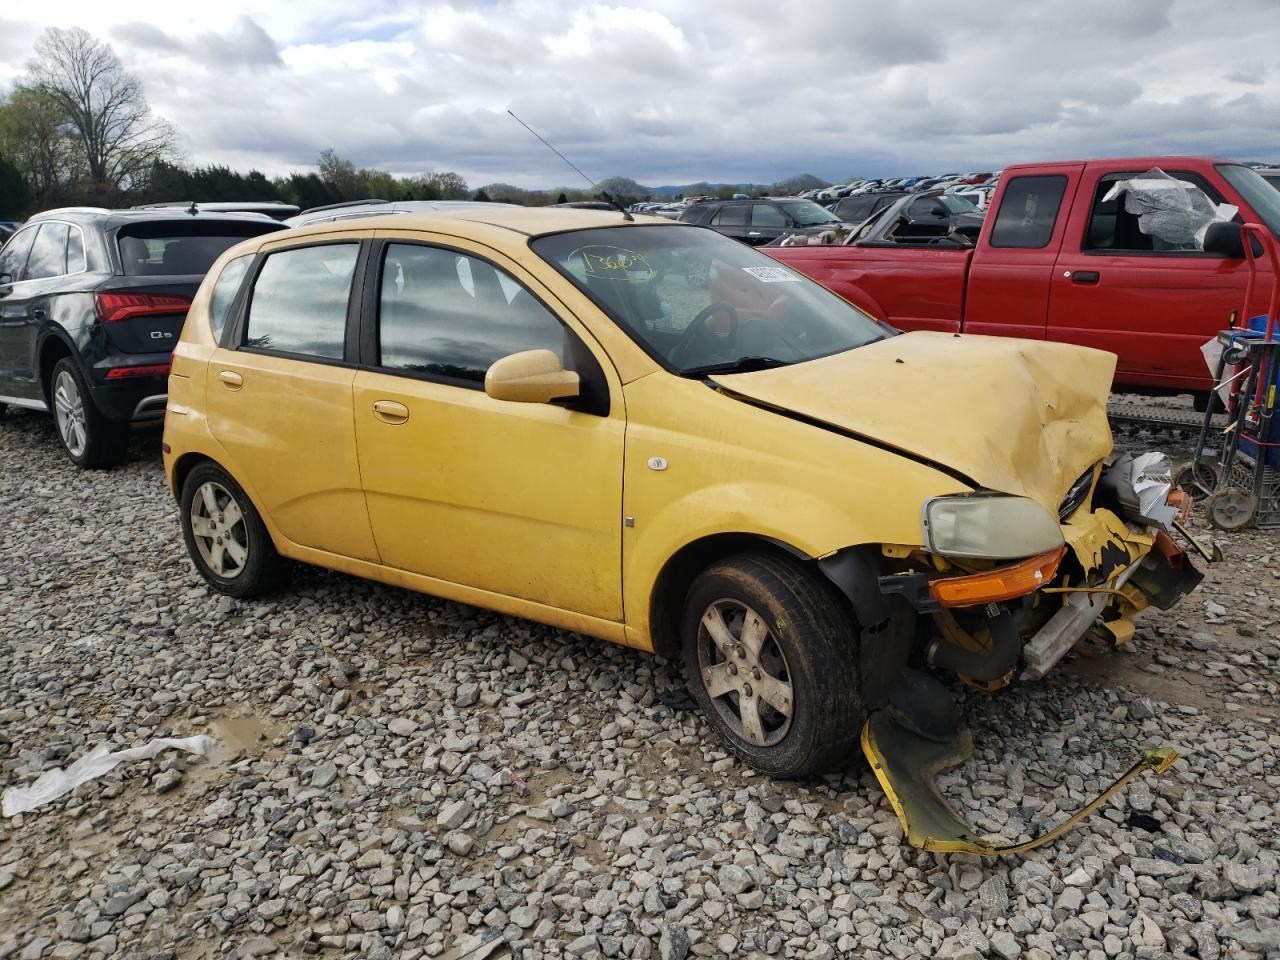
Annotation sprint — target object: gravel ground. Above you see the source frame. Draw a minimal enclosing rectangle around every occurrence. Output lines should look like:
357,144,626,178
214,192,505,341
1,407,1278,960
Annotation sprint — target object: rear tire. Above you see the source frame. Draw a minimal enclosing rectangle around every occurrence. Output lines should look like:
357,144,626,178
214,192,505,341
681,552,865,778
50,357,129,469
180,462,287,599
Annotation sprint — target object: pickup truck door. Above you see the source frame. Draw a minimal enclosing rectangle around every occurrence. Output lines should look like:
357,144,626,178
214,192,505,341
1047,168,1251,391
963,166,1082,340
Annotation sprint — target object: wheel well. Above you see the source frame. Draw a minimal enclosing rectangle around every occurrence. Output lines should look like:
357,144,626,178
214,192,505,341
171,453,214,503
648,534,810,661
39,338,73,402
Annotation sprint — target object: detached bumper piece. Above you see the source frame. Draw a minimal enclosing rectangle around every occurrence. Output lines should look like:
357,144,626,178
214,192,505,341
861,709,1178,857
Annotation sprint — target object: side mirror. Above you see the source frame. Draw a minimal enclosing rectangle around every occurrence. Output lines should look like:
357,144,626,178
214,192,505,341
484,349,579,404
1203,220,1245,258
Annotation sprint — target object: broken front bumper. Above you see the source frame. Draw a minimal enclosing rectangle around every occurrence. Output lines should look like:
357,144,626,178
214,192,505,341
861,711,1178,857
862,452,1204,856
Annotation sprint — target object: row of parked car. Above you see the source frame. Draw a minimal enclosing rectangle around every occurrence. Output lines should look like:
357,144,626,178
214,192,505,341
0,179,1219,834
0,198,524,466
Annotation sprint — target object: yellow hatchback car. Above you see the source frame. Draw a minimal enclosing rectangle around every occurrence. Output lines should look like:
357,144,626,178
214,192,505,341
163,208,1201,811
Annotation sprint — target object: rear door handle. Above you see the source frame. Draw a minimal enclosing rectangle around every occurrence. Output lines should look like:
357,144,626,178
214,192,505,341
1069,271,1100,284
218,370,243,390
372,400,409,424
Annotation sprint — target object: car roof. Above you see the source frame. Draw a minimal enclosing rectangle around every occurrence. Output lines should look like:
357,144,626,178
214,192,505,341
257,207,681,253
29,207,287,230
1006,156,1234,172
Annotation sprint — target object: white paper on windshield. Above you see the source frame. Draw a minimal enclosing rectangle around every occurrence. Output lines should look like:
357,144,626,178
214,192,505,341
742,266,801,283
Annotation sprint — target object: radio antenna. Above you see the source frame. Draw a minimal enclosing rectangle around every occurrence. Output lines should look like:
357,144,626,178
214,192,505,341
507,109,634,221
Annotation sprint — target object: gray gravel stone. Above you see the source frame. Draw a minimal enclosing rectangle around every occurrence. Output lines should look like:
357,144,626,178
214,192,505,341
0,408,1276,960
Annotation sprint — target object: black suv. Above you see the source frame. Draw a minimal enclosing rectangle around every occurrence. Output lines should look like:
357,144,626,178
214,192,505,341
679,197,846,245
0,207,284,467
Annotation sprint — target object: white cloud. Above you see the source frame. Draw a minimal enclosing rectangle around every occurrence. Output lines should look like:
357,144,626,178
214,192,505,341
5,0,1279,188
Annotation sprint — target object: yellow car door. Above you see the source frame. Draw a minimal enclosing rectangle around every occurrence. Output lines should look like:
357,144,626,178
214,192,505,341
205,239,379,561
351,236,624,620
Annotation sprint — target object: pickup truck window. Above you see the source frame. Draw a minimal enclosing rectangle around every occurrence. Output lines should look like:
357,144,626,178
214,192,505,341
1085,171,1223,255
1217,164,1280,238
989,175,1068,249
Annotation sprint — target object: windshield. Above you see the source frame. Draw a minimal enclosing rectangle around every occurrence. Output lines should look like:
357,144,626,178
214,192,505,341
531,225,886,375
779,200,841,226
937,194,981,215
1216,164,1280,237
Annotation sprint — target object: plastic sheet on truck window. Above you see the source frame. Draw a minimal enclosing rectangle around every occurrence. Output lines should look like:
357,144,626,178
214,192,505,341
1101,167,1238,251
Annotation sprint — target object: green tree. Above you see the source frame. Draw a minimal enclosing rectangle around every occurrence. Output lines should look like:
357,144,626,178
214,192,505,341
427,171,469,200
0,153,32,218
472,188,491,203
0,87,82,207
26,27,175,200
555,192,569,205
317,148,362,200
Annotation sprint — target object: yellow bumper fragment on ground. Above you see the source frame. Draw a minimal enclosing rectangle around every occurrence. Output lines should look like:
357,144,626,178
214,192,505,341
860,711,1178,857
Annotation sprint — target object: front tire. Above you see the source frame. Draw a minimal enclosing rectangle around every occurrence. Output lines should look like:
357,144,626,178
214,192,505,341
50,358,129,469
180,462,287,599
681,552,865,778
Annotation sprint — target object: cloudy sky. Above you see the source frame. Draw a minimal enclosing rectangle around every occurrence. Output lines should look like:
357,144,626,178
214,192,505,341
1,0,1277,189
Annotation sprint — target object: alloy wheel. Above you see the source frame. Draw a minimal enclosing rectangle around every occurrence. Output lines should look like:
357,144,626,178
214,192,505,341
190,481,249,579
53,370,88,458
696,598,795,747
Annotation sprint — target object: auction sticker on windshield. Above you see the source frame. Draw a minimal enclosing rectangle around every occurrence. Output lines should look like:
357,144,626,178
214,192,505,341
742,266,802,283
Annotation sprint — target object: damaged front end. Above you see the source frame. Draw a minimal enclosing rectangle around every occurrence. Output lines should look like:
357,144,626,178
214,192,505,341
856,451,1205,856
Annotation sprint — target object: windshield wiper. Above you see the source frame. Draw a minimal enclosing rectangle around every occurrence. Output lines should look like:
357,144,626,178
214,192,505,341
680,356,794,378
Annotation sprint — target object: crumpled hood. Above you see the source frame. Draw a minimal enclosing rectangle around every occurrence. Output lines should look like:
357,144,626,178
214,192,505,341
712,332,1116,510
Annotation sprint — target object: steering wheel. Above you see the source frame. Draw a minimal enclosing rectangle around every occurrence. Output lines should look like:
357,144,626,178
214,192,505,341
671,302,740,366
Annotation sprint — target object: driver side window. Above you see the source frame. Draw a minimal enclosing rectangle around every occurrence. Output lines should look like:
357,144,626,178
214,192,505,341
0,226,40,284
377,244,567,386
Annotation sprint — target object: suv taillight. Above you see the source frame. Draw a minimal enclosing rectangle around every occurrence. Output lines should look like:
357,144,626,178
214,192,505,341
95,292,193,324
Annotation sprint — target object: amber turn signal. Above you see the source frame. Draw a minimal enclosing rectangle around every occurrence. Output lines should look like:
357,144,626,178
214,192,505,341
929,546,1067,607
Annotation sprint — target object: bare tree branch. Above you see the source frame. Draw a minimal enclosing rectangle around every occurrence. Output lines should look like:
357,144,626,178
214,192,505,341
25,27,175,200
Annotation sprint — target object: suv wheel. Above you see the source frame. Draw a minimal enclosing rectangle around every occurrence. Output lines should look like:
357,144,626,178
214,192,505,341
681,552,865,778
50,357,129,469
180,462,287,598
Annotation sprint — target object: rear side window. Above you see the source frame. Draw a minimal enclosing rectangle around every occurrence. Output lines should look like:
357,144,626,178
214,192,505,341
712,205,748,228
751,204,786,227
118,222,279,277
0,225,39,283
245,244,358,359
24,222,70,280
378,243,566,385
989,175,1068,249
208,255,252,344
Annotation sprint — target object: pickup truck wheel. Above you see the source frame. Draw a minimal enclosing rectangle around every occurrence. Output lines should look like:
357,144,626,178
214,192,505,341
50,358,129,469
682,553,864,778
180,462,287,599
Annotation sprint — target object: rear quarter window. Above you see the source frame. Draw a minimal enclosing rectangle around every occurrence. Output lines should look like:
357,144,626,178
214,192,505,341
208,255,253,344
989,175,1069,249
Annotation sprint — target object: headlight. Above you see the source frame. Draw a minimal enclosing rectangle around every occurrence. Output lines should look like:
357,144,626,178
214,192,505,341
923,494,1065,560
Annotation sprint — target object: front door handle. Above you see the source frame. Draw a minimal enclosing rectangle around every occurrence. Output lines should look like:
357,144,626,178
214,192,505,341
1070,271,1100,284
372,400,409,424
217,370,243,390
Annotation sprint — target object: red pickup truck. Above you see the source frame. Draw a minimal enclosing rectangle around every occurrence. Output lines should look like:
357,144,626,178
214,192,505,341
768,157,1280,397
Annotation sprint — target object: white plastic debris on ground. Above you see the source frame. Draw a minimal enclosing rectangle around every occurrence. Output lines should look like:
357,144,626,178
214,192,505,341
1102,167,1238,250
2,735,216,816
